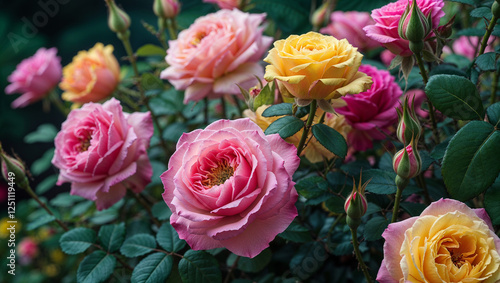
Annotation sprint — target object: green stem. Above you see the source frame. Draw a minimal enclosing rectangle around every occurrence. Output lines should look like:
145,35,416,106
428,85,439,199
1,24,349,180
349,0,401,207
478,14,498,56
24,183,69,232
48,90,69,116
297,100,317,156
391,176,409,223
224,255,240,283
115,90,140,111
166,18,178,40
351,228,374,283
204,97,209,125
220,97,227,119
157,18,169,50
491,69,499,105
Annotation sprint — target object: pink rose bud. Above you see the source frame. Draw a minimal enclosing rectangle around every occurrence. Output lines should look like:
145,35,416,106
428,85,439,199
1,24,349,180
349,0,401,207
153,0,180,19
393,141,422,180
396,95,422,145
398,0,432,53
0,144,28,189
105,0,131,34
435,15,454,39
5,47,62,108
203,0,241,10
345,176,369,229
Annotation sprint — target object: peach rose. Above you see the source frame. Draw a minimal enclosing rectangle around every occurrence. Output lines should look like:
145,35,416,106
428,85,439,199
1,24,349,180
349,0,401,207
60,43,120,104
378,198,500,282
264,32,372,104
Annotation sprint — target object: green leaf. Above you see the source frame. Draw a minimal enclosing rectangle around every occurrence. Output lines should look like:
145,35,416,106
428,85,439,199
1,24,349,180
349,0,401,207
400,202,427,217
71,201,93,218
226,249,272,273
141,73,164,91
333,241,354,256
120,234,157,258
290,242,327,280
157,223,186,253
136,44,166,57
26,213,56,231
279,221,313,243
152,201,171,221
98,223,125,253
470,7,492,19
484,177,500,225
430,137,452,161
324,195,346,214
362,169,397,195
50,193,84,207
475,52,496,71
77,250,116,283
60,227,96,255
35,174,58,194
31,148,55,176
178,250,222,283
487,102,500,126
363,216,390,241
447,0,476,5
294,176,328,199
426,75,485,120
163,122,188,142
253,82,275,110
131,253,173,283
442,121,500,201
264,116,303,139
311,124,348,158
428,64,467,78
24,124,58,143
456,28,484,37
261,103,292,117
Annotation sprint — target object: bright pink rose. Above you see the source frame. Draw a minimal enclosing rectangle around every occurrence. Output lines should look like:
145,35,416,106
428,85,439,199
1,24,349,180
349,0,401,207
378,198,500,282
52,98,153,210
364,0,445,57
5,47,61,108
203,0,240,9
161,118,300,258
336,64,402,151
320,11,380,53
443,35,497,60
160,9,273,103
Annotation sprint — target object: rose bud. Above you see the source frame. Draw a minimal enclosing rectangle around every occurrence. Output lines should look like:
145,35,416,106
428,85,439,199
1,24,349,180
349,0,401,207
153,0,180,19
393,139,422,180
105,0,131,34
398,0,433,53
396,95,422,145
0,144,28,189
345,176,369,229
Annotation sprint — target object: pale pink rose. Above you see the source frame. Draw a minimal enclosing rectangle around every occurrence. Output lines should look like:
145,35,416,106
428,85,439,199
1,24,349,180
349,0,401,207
203,0,240,9
320,11,380,53
378,198,500,282
380,49,396,66
443,35,497,60
160,9,273,103
161,118,300,258
336,64,402,151
52,98,153,210
5,47,61,108
364,0,445,57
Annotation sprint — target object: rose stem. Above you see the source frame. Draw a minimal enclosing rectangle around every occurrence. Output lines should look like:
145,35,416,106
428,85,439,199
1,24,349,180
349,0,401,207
224,255,240,283
478,10,498,56
220,97,227,119
391,176,409,223
157,18,169,50
297,99,317,156
91,243,134,271
166,18,178,40
350,228,374,283
48,90,69,116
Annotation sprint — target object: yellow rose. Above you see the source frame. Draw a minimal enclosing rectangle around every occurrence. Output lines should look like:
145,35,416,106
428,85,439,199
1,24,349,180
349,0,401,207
263,32,372,103
378,198,500,283
60,43,120,104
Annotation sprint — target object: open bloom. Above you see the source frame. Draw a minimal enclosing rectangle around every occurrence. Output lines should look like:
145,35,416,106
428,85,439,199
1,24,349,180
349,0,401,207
60,43,120,104
161,9,272,103
5,47,61,108
378,198,500,282
161,119,300,258
203,0,240,9
264,32,372,104
336,64,402,151
52,98,153,210
443,35,497,60
364,0,445,57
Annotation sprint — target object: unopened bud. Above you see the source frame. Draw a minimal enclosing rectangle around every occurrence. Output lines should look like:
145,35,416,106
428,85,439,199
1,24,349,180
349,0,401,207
105,0,131,34
0,146,28,189
398,0,432,53
345,176,369,229
397,96,421,145
492,1,500,19
153,0,180,19
435,15,455,39
311,3,328,29
393,140,422,179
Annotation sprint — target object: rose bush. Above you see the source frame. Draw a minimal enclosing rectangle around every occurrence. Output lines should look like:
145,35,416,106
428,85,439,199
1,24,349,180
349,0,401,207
378,198,500,282
52,98,153,210
161,9,272,103
59,43,120,104
5,47,62,108
161,118,300,258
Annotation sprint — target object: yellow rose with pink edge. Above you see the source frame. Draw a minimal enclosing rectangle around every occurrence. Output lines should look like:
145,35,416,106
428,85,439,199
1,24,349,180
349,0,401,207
60,43,120,104
378,198,500,283
263,32,372,104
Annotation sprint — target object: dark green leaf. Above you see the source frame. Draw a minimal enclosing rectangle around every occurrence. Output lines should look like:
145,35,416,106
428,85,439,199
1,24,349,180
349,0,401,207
163,122,188,142
400,202,427,217
27,213,56,231
447,0,476,5
428,64,467,77
98,223,125,253
456,28,484,37
136,44,166,57
264,116,303,139
131,253,173,283
363,216,390,241
71,201,93,218
31,148,55,176
324,195,346,214
253,82,275,110
50,193,84,207
333,241,354,256
24,124,58,143
178,250,222,283
35,175,58,194
487,102,500,126
279,221,313,243
261,103,292,117
290,242,327,280
152,201,171,221
295,176,328,199
227,249,272,273
426,75,484,120
442,121,500,200
77,250,116,283
311,124,348,158
120,234,157,258
430,137,452,161
470,7,492,19
475,52,496,71
141,73,164,91
362,169,397,195
60,227,96,255
484,176,500,225
157,223,186,253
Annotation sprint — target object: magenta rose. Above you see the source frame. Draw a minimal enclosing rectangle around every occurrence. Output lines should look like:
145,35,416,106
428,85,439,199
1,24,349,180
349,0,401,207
378,198,500,282
364,0,445,57
160,9,272,103
5,47,62,108
443,35,497,60
52,98,153,210
161,118,300,258
320,11,380,53
336,64,402,151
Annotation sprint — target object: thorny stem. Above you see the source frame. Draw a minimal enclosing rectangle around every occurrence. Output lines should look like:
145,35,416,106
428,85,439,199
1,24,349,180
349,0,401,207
351,228,374,283
297,100,317,156
478,13,498,56
23,183,69,232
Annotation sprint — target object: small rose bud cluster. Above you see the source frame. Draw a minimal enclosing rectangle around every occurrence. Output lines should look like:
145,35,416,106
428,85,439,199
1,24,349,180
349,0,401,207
345,176,369,230
239,81,275,112
398,0,433,54
105,0,131,35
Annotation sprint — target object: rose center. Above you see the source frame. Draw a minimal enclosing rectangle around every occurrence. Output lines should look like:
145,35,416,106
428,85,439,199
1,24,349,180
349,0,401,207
190,32,207,46
201,160,235,188
79,134,92,152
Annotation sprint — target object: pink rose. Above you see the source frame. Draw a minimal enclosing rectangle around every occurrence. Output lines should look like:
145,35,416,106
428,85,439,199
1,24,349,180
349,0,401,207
364,0,445,57
160,9,273,103
5,47,62,108
52,98,153,210
203,0,240,9
320,11,380,53
443,35,497,60
380,49,396,66
378,198,500,282
18,237,39,264
336,64,402,151
161,118,300,258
